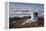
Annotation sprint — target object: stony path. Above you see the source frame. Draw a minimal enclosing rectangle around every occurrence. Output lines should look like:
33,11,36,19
9,16,44,28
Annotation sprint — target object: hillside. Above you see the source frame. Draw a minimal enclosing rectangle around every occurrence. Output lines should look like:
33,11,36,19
9,16,44,28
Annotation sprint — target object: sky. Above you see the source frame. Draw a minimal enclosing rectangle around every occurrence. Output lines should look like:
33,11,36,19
9,2,44,18
9,2,44,9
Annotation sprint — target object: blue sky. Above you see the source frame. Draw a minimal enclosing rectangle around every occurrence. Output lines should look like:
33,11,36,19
9,2,44,18
9,2,44,10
